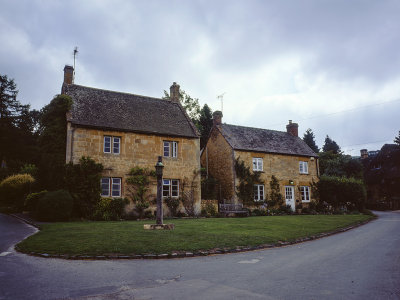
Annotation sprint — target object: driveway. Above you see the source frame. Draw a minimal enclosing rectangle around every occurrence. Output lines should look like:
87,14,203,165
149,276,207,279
0,211,399,300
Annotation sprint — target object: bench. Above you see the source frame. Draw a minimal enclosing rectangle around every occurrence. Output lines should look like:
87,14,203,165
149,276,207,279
219,203,249,217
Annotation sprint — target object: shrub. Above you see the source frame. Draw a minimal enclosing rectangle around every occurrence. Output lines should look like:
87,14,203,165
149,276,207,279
93,197,128,221
36,190,73,221
201,202,217,217
24,190,47,211
65,156,104,218
278,204,293,215
165,197,180,217
251,208,265,216
0,174,35,210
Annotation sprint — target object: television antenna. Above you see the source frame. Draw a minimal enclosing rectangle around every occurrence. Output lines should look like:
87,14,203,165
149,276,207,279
73,46,78,81
217,92,226,114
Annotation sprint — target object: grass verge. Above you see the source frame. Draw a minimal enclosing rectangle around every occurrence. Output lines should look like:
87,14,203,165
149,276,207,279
16,214,373,256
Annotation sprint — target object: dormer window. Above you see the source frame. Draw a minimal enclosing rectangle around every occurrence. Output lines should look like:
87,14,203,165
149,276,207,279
299,161,308,174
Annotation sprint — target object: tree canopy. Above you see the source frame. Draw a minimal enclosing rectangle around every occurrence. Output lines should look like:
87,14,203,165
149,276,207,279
394,131,400,146
302,128,319,153
322,135,341,154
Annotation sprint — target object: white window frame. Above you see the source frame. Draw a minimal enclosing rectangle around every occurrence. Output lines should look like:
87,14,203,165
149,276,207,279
163,141,178,158
162,179,179,197
252,157,263,171
104,136,121,154
300,186,311,202
299,161,309,174
253,184,264,202
101,177,121,197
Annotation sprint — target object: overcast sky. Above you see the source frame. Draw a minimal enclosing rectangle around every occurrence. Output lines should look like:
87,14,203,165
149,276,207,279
1,0,399,155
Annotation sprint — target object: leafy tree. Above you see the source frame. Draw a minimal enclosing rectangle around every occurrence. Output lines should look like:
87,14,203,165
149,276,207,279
163,89,201,123
302,128,319,153
38,94,72,189
322,135,341,154
394,131,400,146
0,75,38,176
235,157,262,205
318,151,363,179
0,173,35,210
65,156,104,218
268,175,283,207
198,104,213,149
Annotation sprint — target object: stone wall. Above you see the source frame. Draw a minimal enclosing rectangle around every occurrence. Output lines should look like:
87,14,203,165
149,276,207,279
200,127,236,202
67,123,201,213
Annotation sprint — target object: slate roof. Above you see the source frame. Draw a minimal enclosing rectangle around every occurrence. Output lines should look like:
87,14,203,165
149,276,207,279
219,124,317,157
64,84,198,138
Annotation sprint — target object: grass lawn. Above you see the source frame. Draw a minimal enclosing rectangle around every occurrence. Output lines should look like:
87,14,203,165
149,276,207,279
17,214,372,256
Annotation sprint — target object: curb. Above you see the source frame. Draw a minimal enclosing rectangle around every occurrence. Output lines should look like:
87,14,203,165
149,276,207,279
10,213,41,229
13,215,376,260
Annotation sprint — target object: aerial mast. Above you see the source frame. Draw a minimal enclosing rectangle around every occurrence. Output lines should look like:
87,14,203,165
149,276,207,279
217,92,226,114
73,46,78,82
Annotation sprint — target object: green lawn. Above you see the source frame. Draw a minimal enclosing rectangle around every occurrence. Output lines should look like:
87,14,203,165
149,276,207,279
17,214,372,256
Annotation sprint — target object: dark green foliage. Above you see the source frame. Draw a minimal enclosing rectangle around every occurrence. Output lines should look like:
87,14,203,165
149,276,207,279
165,197,180,217
19,164,38,178
36,190,73,221
201,176,219,200
38,94,72,189
394,131,400,145
198,104,213,149
235,157,262,204
24,190,47,212
322,135,341,154
201,202,218,217
126,166,156,218
93,197,128,221
319,151,363,179
269,175,283,207
302,128,319,153
251,208,266,216
163,89,201,123
0,174,35,210
314,175,366,210
0,75,40,177
65,157,104,218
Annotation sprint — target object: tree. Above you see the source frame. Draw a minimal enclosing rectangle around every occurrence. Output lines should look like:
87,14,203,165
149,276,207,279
394,131,400,146
302,128,319,153
0,75,39,177
38,94,72,189
268,175,283,207
322,135,341,154
198,104,213,149
318,151,363,179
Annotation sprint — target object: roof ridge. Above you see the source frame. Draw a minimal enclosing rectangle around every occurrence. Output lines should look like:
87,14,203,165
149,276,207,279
223,123,288,135
66,84,167,103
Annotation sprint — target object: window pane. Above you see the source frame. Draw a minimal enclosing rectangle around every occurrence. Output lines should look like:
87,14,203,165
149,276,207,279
104,136,111,153
304,162,308,173
299,162,303,173
260,185,264,200
171,180,179,197
163,141,170,157
172,142,178,158
111,178,121,197
113,137,120,154
258,159,263,171
253,159,257,170
163,179,170,197
101,178,110,196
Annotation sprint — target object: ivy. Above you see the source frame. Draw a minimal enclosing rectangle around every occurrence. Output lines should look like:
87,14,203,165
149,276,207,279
234,157,262,205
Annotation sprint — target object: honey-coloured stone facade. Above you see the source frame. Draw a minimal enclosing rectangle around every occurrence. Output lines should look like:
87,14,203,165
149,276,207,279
66,123,201,214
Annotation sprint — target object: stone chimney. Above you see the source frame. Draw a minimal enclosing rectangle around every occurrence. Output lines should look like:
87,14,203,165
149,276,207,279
213,111,223,126
286,120,299,137
360,149,368,159
170,82,180,103
63,65,74,85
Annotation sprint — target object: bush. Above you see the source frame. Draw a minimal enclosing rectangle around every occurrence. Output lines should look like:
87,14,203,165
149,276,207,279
201,202,218,217
0,174,35,210
251,208,266,216
24,190,47,211
36,190,73,221
93,197,128,221
165,197,180,217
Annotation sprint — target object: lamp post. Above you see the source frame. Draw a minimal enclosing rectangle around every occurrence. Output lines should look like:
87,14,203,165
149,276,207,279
155,156,164,225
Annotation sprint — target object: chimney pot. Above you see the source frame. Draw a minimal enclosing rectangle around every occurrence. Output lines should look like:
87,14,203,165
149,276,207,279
213,111,223,126
63,65,74,85
286,120,299,137
360,149,368,159
170,82,180,103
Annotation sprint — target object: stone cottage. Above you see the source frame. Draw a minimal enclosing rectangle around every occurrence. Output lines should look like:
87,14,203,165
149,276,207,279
201,111,319,210
62,65,201,214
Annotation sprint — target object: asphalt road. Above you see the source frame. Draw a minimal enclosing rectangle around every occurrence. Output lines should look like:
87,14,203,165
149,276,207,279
0,211,399,300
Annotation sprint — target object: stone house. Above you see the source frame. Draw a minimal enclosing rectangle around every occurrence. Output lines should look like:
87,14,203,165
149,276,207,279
201,111,319,210
61,65,201,214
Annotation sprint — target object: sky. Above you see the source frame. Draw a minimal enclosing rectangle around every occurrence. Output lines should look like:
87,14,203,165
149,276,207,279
1,0,399,156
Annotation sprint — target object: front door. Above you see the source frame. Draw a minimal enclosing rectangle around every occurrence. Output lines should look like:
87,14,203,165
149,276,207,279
285,186,295,211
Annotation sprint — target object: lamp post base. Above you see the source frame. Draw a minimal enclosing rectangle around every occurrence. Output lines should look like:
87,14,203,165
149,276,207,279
143,224,175,230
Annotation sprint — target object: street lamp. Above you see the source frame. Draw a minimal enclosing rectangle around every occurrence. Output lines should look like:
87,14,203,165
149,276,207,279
155,156,164,225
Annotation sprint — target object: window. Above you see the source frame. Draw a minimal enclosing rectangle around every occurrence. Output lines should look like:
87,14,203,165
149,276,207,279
101,177,121,197
104,136,120,154
299,161,308,174
163,141,178,158
300,186,310,202
253,184,264,202
162,179,179,197
252,158,263,171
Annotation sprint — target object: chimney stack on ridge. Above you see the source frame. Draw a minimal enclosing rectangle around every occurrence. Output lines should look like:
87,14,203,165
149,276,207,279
286,120,299,137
